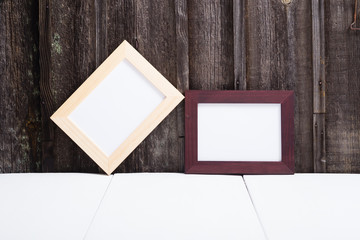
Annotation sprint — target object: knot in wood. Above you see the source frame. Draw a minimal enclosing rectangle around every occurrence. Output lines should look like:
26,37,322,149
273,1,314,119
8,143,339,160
281,0,292,5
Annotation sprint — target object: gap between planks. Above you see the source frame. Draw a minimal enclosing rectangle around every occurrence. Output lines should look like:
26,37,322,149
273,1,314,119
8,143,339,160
243,177,270,240
82,175,114,240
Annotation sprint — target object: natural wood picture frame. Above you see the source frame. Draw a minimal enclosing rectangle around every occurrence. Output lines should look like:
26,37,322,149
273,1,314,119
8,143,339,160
51,40,184,175
185,90,294,174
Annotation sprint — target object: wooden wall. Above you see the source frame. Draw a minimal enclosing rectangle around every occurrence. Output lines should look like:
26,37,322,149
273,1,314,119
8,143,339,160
1,0,360,173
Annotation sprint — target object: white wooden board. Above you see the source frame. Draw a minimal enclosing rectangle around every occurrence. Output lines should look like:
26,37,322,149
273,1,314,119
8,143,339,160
85,173,266,240
244,174,360,240
0,173,111,240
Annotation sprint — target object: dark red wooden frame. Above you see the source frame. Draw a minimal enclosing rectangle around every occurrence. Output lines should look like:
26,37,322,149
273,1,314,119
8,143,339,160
185,90,294,174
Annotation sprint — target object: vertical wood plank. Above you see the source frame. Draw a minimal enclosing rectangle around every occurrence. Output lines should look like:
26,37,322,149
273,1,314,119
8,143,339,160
105,0,137,172
325,0,360,173
95,0,108,66
234,0,247,90
0,0,41,172
188,0,234,90
106,0,136,54
246,0,313,172
114,0,182,172
46,0,100,172
312,0,326,172
313,114,326,172
312,0,326,113
136,0,180,172
175,0,190,95
39,0,55,171
175,0,189,171
0,1,12,173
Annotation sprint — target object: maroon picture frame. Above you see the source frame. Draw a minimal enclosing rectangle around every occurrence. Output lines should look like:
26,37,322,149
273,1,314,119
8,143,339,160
185,90,294,174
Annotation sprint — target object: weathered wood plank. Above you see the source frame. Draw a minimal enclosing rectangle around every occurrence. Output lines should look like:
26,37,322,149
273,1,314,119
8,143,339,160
105,0,137,173
76,1,102,172
234,0,246,90
313,113,326,172
114,0,182,172
95,0,108,66
39,0,55,171
175,0,189,171
3,0,360,174
0,0,41,172
188,0,234,90
312,0,327,173
312,0,326,114
106,0,136,53
175,0,189,97
246,0,313,172
46,0,100,172
325,0,360,173
135,0,180,172
187,0,233,170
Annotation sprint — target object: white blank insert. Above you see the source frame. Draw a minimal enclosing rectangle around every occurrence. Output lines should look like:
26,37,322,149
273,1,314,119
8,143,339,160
69,59,165,156
197,103,282,161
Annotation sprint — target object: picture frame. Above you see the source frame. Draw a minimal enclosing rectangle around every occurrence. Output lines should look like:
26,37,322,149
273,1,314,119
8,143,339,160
185,90,294,174
51,40,184,175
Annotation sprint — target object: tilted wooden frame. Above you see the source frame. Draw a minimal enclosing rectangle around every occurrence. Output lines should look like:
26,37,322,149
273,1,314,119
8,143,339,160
51,40,184,175
185,90,294,174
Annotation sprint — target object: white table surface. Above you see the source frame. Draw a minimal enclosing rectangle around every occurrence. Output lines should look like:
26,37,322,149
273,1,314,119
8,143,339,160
0,173,112,240
85,173,266,240
244,174,360,240
3,172,359,240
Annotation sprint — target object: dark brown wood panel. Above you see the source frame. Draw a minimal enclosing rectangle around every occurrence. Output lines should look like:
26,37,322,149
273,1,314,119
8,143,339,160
39,0,54,172
234,0,247,90
115,0,183,172
0,0,41,173
46,0,99,172
312,0,327,173
325,0,360,173
188,0,234,90
246,0,313,172
313,113,326,172
103,0,137,172
175,0,190,171
2,0,360,173
106,0,136,54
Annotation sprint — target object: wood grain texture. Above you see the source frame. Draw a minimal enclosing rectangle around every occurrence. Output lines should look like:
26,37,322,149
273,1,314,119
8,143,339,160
46,0,99,172
313,113,326,172
188,0,234,90
106,0,136,54
312,0,326,114
0,0,41,173
233,0,247,90
115,0,183,173
39,0,55,171
246,0,313,172
325,0,360,173
312,0,326,173
175,0,189,171
99,0,136,172
2,0,360,173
